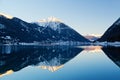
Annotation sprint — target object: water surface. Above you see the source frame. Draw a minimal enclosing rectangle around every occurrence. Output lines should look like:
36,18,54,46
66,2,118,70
0,45,120,80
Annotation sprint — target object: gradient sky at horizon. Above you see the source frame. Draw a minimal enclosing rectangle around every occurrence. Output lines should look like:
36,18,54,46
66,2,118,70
0,0,120,35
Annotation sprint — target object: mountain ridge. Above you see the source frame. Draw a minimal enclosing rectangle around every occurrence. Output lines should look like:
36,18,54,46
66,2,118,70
0,14,89,44
97,18,120,42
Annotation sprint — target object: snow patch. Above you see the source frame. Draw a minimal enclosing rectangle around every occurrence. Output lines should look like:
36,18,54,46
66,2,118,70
36,17,63,31
3,36,11,40
39,16,62,23
0,13,13,19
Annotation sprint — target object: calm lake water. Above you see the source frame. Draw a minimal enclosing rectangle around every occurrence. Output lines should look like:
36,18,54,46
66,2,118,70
0,45,120,80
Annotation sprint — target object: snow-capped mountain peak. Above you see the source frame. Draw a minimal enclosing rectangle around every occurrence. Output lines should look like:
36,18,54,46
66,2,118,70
36,17,63,30
0,12,13,19
39,16,62,23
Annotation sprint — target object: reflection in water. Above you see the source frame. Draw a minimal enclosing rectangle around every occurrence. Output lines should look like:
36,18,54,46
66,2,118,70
102,46,120,68
1,45,12,54
79,46,102,53
0,45,120,79
0,45,83,77
40,65,64,72
0,70,13,77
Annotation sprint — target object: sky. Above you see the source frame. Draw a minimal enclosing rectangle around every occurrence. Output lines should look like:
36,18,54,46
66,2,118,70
0,0,120,35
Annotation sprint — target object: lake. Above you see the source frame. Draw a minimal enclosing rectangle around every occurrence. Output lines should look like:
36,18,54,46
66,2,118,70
0,45,120,80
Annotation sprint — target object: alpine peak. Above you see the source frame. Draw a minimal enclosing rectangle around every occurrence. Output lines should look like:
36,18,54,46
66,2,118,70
38,16,62,23
0,12,13,19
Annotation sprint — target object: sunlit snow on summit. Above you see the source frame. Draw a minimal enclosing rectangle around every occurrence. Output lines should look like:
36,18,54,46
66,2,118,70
38,16,62,23
0,12,13,19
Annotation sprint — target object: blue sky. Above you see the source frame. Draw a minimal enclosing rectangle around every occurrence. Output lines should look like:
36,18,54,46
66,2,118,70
0,0,120,35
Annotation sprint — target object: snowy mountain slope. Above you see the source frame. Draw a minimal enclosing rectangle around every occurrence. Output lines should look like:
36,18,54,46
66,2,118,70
0,13,13,19
36,17,90,42
37,16,62,31
0,14,89,43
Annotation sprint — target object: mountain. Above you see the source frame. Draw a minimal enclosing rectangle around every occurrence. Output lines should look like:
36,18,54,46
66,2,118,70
0,16,44,43
0,14,89,44
97,18,120,42
36,17,90,42
84,34,101,41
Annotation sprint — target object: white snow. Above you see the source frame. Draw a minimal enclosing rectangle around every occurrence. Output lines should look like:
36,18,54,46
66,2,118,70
39,16,62,23
39,56,61,66
86,34,101,37
4,36,11,39
0,13,13,19
1,36,12,40
107,42,120,47
94,41,120,47
36,16,63,31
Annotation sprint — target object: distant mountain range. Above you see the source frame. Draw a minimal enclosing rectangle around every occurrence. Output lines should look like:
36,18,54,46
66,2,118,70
0,14,89,44
0,13,120,44
84,34,101,41
97,18,120,42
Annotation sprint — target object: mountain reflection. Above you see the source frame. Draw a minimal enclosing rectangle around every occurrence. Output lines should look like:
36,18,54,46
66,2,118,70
79,46,102,53
0,45,83,76
102,46,120,68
